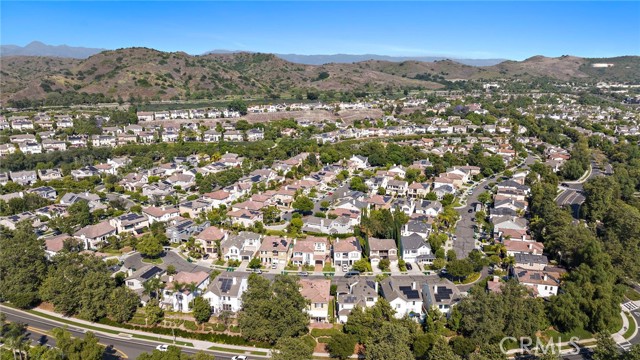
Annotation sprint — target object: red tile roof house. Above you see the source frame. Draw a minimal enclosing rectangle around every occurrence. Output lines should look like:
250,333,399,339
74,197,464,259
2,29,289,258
195,226,227,255
258,236,291,265
291,237,330,267
332,237,362,268
300,278,331,323
161,271,210,312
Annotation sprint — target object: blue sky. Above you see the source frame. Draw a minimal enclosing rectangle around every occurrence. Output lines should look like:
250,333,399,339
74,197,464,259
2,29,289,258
1,1,639,60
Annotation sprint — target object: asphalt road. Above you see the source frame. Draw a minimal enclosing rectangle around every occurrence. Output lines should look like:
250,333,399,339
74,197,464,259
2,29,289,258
452,154,539,259
123,251,211,274
0,306,249,360
555,160,606,219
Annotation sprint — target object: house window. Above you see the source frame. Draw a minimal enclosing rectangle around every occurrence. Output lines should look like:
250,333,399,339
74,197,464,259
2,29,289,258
222,304,232,311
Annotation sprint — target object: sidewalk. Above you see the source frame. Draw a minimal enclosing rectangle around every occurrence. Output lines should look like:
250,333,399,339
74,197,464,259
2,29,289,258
4,304,270,357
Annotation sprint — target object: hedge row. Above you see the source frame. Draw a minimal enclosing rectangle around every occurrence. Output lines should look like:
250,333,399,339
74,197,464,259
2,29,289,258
98,318,270,348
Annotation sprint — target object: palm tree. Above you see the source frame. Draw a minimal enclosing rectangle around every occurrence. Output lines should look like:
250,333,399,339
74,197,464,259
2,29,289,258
4,322,27,360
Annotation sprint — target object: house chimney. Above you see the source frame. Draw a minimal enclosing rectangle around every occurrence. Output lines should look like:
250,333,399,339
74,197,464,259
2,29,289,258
374,281,379,293
412,281,416,290
528,243,533,250
543,274,548,281
493,276,499,282
433,285,438,294
169,275,174,283
232,277,237,285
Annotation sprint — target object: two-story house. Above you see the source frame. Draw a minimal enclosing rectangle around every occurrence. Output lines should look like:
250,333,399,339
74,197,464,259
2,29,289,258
368,238,398,268
300,278,331,323
291,237,329,267
332,237,362,268
258,236,290,265
203,274,248,314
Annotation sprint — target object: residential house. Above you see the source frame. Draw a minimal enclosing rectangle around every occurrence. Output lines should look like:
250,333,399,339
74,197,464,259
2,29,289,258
9,170,37,186
513,267,561,298
110,213,149,234
422,279,462,316
300,279,331,323
37,168,63,181
335,278,378,323
400,233,434,264
291,237,330,267
258,236,290,265
332,237,362,268
142,206,180,224
195,226,227,255
222,232,262,261
161,271,210,312
203,274,248,314
380,277,424,319
74,221,117,250
368,238,398,268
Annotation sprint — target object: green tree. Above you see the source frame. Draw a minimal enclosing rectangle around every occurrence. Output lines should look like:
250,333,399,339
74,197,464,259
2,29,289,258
227,99,248,115
137,235,164,258
272,336,314,360
107,287,140,323
349,177,368,192
592,332,620,360
326,332,356,360
52,328,105,360
427,337,462,360
364,322,414,360
144,298,164,325
351,259,371,273
446,259,473,280
248,257,262,269
292,196,314,214
261,206,281,224
78,271,114,321
238,274,309,343
0,221,48,308
191,297,212,324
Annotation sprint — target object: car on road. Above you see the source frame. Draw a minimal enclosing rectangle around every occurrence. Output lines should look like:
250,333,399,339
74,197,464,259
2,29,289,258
468,208,473,213
484,185,489,189
299,271,309,277
156,345,169,352
253,269,262,274
406,263,413,270
231,356,248,360
345,270,360,278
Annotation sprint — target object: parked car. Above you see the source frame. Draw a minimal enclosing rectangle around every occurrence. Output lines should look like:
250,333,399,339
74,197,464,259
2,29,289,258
156,345,169,352
231,356,248,360
299,271,309,277
253,269,262,274
342,264,349,272
271,263,278,269
406,263,413,270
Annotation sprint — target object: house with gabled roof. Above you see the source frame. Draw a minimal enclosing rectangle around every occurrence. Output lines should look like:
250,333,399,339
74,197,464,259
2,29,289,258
74,221,117,250
335,278,378,323
203,274,248,314
400,233,434,264
300,278,331,323
368,238,398,268
143,206,179,224
161,271,210,312
380,276,424,319
195,226,226,255
291,236,329,267
422,278,462,316
258,236,290,265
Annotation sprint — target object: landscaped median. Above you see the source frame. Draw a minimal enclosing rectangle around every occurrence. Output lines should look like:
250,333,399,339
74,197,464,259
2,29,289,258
1,303,271,356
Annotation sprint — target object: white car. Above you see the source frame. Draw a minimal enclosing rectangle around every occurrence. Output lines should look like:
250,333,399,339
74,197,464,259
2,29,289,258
156,345,169,352
231,356,248,360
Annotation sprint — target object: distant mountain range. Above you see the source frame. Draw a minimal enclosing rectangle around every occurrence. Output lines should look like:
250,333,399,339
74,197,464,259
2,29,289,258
206,50,507,66
0,41,105,59
1,41,506,66
1,43,638,104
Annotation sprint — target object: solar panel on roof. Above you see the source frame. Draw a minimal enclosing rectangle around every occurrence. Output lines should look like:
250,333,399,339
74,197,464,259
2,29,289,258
399,286,421,299
434,287,454,302
220,278,232,293
141,266,163,280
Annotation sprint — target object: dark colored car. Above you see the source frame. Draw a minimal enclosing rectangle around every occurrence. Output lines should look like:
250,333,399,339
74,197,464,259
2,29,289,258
406,263,413,270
